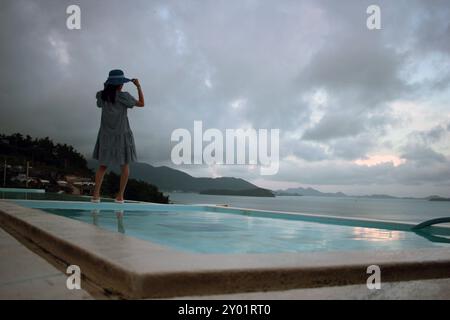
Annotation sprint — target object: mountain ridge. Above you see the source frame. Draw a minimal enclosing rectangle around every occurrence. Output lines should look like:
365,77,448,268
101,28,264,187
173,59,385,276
87,159,260,192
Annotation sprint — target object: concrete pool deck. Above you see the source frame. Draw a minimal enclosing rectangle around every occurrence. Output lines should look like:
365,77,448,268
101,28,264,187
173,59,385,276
1,200,450,299
0,228,92,299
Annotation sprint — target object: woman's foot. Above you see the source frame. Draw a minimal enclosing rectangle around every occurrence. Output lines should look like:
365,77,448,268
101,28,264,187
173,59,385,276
91,196,101,203
115,195,125,204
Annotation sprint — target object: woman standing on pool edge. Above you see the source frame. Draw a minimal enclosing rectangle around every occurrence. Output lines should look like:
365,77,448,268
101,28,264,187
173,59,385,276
91,69,145,203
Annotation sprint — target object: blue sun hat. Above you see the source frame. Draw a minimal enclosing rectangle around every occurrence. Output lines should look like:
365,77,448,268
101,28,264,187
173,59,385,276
104,69,131,85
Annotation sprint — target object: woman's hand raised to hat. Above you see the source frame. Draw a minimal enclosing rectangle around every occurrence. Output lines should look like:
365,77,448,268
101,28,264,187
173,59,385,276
132,79,145,107
131,78,141,87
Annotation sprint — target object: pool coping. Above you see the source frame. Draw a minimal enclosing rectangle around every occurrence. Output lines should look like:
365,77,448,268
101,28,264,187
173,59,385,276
1,200,450,299
0,188,45,193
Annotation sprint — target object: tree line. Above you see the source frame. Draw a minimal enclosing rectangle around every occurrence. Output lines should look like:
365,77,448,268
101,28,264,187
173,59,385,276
0,133,169,203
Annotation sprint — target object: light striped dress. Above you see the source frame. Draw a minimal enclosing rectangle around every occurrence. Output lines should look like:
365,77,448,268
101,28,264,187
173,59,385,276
93,91,138,166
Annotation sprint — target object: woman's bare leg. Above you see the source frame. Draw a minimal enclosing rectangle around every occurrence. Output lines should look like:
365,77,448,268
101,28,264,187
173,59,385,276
93,165,107,199
116,164,129,201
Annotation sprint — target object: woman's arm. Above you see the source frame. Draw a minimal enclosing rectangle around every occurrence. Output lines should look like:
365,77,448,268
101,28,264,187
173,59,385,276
132,79,145,107
96,91,103,108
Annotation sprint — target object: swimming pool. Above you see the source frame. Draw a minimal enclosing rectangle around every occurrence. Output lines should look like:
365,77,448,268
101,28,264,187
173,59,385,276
42,207,450,254
2,199,449,299
4,192,450,254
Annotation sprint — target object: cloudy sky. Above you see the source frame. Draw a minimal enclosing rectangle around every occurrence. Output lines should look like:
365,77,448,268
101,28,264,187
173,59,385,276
1,0,449,197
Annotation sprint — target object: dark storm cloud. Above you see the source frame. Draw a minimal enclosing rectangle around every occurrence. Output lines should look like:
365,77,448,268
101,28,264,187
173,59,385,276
401,144,447,164
282,139,330,162
328,134,377,160
412,0,450,56
410,124,450,145
302,112,366,141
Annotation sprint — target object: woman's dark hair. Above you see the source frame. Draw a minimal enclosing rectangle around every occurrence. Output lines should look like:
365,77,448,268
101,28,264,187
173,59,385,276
101,84,121,103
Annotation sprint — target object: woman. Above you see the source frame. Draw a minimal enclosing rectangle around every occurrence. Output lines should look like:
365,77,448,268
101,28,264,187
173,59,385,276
92,69,145,203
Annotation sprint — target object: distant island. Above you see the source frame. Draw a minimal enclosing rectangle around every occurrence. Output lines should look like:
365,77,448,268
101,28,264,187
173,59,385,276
275,191,303,196
199,188,275,197
427,196,450,202
276,187,450,201
275,187,346,197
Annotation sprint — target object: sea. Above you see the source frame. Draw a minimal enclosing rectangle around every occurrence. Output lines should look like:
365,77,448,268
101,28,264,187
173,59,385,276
168,193,450,224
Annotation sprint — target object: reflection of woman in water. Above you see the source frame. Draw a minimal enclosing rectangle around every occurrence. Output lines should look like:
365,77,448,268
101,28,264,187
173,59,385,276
91,70,145,203
90,210,125,234
116,211,125,234
91,209,99,226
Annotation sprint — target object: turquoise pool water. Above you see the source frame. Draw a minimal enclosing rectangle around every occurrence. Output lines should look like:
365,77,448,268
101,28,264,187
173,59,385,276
43,208,449,254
